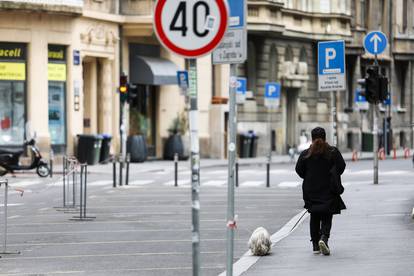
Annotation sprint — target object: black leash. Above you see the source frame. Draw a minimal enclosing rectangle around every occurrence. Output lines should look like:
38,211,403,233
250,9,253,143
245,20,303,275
289,210,308,233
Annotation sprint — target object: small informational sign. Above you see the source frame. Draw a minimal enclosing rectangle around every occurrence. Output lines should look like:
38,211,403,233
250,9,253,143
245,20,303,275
212,0,247,64
236,77,247,104
73,50,80,65
317,40,346,92
177,71,189,91
355,89,369,111
264,82,281,109
153,0,229,58
364,31,388,55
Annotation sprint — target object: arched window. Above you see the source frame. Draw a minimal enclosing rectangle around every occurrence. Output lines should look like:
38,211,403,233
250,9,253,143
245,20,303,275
285,46,293,62
299,47,307,62
269,45,278,82
247,41,257,92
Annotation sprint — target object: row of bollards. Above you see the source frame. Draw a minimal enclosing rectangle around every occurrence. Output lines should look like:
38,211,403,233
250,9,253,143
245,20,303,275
112,154,131,187
57,156,94,221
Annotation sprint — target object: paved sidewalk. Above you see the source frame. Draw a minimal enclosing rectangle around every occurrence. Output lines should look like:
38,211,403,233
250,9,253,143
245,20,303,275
239,167,414,276
81,149,410,175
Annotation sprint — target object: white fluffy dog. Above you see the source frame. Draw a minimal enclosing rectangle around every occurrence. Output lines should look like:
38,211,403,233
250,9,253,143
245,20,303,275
248,227,272,256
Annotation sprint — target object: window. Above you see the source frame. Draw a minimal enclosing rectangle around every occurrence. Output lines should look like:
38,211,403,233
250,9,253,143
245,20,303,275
285,46,293,62
403,0,408,32
360,0,367,28
396,61,408,107
247,42,257,92
269,45,278,82
320,0,330,13
299,47,307,62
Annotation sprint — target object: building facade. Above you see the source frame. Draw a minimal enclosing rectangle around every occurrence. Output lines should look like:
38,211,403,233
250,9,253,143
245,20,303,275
0,0,412,160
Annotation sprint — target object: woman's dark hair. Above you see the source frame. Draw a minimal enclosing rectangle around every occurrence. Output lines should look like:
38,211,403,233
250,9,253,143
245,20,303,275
306,127,330,158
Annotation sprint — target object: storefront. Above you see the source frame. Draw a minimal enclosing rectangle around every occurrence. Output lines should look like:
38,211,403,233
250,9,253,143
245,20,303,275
48,45,67,153
0,43,26,147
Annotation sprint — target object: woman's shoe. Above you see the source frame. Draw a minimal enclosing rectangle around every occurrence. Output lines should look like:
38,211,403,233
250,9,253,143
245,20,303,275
318,236,330,256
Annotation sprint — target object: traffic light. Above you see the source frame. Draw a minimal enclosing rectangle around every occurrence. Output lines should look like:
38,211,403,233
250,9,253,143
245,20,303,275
127,84,138,104
365,67,379,104
119,74,128,103
378,74,389,102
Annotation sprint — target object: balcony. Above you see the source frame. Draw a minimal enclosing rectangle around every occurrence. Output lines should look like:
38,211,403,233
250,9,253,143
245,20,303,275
0,0,83,14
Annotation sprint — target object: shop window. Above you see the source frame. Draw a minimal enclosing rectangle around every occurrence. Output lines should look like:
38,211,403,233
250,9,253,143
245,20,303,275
0,43,26,147
48,45,67,152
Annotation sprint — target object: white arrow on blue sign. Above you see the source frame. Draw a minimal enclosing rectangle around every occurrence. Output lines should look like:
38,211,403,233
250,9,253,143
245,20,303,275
317,40,346,92
364,31,388,55
264,82,281,108
236,77,247,104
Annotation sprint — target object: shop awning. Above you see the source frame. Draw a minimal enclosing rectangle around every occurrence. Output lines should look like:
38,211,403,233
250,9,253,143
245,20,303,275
130,56,178,85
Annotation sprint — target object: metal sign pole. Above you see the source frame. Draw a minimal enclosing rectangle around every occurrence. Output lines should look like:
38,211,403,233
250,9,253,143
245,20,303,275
373,56,379,184
0,180,19,255
332,92,338,147
226,64,237,276
188,58,200,276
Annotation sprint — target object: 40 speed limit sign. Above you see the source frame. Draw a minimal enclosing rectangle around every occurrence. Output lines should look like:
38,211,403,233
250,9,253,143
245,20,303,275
154,0,229,58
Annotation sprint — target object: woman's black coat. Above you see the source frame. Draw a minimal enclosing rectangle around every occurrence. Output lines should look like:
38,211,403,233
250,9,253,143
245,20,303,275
295,147,346,214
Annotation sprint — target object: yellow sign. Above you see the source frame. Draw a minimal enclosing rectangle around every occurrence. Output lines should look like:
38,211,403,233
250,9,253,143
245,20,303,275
48,63,66,81
0,62,25,80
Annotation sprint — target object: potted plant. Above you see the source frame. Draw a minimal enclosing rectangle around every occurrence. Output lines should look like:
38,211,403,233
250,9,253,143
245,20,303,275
163,111,189,160
127,108,148,162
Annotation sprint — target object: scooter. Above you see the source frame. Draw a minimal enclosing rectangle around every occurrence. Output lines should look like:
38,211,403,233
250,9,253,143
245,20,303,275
0,139,50,177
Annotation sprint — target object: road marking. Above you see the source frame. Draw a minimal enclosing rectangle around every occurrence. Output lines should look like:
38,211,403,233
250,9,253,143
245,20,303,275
0,250,225,260
0,203,24,207
240,181,263,187
163,180,190,187
219,209,309,276
7,215,21,219
127,180,154,186
205,170,228,175
342,180,372,187
278,181,301,188
10,180,42,187
270,169,293,175
203,180,226,187
88,180,112,186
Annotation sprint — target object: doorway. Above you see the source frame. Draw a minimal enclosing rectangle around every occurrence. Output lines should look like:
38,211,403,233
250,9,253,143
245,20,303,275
286,88,299,150
129,85,157,157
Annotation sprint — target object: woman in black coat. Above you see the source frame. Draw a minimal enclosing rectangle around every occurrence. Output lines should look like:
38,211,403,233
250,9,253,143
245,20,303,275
295,127,346,256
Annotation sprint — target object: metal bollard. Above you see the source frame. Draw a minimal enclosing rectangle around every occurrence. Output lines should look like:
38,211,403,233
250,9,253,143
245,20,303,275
266,154,271,188
112,156,117,188
49,149,54,178
71,164,95,221
119,156,123,187
174,153,178,187
0,180,20,255
62,156,66,207
126,153,130,186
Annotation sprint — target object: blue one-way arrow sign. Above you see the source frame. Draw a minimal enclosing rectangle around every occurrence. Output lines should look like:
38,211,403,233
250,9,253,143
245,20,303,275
364,31,388,55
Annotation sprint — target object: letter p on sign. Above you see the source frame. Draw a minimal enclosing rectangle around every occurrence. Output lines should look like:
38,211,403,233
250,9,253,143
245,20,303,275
325,48,336,68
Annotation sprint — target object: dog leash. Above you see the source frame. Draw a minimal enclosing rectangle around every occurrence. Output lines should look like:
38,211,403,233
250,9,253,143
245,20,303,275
289,210,308,233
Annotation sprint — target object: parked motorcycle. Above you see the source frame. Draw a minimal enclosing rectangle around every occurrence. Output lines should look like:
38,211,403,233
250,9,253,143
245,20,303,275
0,139,50,177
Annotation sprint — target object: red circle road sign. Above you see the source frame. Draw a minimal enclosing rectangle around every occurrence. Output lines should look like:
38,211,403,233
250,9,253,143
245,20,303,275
154,0,229,58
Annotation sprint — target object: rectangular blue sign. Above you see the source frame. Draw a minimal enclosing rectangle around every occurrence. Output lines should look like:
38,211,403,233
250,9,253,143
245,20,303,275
177,71,188,90
265,82,281,99
236,77,247,95
227,0,245,28
317,40,346,91
355,89,367,103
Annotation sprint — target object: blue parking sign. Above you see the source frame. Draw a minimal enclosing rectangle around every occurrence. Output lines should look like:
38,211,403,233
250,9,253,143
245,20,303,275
236,77,247,104
264,82,281,108
318,40,346,92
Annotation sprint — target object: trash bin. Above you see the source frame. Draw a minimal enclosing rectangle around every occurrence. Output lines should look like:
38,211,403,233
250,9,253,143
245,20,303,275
238,133,252,158
249,131,259,158
77,134,103,165
99,134,112,164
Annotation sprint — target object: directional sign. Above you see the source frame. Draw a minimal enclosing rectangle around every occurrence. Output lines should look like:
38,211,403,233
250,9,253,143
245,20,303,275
154,0,229,58
212,0,247,64
264,82,281,109
236,77,246,104
318,40,346,92
355,89,369,111
364,31,388,55
177,71,189,92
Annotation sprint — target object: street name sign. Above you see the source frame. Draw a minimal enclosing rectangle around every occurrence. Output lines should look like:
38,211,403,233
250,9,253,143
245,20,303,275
212,0,247,64
154,0,229,58
317,40,346,92
264,82,281,109
236,77,247,104
364,31,388,55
